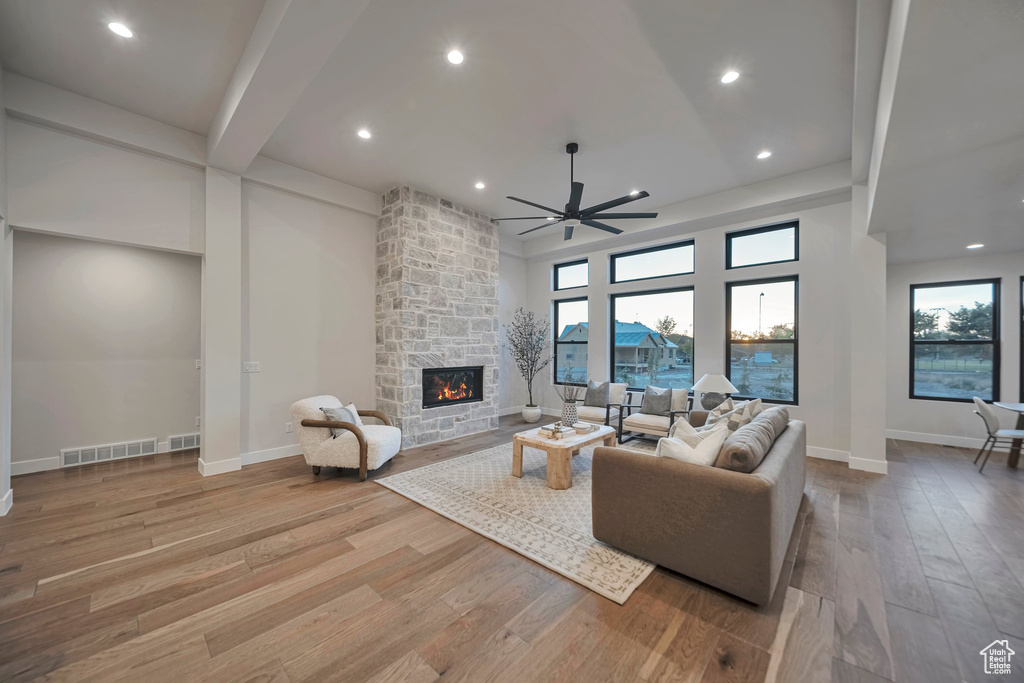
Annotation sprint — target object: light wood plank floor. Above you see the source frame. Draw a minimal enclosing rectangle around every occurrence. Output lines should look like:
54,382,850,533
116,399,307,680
1,417,1022,682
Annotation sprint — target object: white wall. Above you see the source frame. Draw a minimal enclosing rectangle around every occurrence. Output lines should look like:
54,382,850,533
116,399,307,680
497,251,529,413
240,182,377,461
887,250,1023,447
509,201,859,458
0,64,12,513
7,120,204,254
11,231,200,472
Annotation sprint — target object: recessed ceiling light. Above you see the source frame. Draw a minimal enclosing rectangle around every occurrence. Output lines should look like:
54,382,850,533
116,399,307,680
107,22,133,38
357,129,372,139
757,150,772,159
629,189,640,196
966,243,984,249
721,70,740,84
474,181,485,189
447,49,464,65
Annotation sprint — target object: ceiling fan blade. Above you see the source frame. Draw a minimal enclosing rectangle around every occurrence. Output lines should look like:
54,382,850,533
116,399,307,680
491,216,556,221
586,212,658,219
506,196,563,215
564,224,575,241
580,190,650,215
517,219,563,236
566,182,584,213
581,219,623,235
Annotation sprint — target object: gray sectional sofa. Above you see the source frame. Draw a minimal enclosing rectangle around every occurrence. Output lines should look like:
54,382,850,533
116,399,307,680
591,410,806,605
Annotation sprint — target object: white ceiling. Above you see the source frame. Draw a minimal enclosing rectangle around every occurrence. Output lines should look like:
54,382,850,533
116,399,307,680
260,0,856,237
870,0,1024,264
0,0,265,135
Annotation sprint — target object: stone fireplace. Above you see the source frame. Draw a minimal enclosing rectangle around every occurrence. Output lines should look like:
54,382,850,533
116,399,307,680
375,186,499,447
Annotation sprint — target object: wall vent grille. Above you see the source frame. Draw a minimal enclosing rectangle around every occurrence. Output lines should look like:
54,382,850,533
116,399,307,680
167,433,200,452
60,437,159,468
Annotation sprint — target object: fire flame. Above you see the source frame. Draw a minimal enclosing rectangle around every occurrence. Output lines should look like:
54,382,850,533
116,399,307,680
435,377,472,402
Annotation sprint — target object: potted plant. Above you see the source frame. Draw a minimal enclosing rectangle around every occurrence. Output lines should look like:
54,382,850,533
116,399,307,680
502,308,552,423
554,369,585,426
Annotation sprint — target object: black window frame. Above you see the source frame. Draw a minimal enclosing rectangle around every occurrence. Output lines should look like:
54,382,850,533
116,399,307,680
725,220,800,270
553,258,588,291
609,239,695,285
725,275,799,406
553,296,588,386
608,285,695,393
908,278,1001,404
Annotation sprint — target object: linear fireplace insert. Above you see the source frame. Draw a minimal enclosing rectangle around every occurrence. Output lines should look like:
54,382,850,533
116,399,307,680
422,366,484,409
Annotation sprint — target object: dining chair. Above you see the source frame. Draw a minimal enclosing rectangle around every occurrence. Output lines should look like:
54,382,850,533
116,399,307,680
972,396,1024,473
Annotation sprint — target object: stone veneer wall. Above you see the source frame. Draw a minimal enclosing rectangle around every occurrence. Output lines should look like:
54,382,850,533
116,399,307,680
375,185,500,447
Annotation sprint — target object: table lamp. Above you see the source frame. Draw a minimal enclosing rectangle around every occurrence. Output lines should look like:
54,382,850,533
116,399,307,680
692,374,738,410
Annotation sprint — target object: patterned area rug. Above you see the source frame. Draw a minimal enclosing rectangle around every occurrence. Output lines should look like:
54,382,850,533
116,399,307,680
376,440,657,604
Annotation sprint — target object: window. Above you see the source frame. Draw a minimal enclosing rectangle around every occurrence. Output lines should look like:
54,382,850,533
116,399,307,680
554,298,588,384
609,288,694,391
610,240,694,284
909,279,1000,402
726,221,798,269
726,276,798,404
554,259,588,290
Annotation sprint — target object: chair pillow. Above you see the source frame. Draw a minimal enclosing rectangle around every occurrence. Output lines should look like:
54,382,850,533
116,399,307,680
641,385,673,417
655,424,729,466
706,398,763,432
321,403,363,438
715,406,789,472
584,380,610,408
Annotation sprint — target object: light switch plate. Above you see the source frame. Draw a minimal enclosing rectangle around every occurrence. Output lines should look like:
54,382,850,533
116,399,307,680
243,362,260,373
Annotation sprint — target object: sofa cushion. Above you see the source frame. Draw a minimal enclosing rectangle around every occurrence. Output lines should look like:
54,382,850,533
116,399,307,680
641,386,672,416
715,406,790,473
577,405,619,424
584,380,610,407
706,398,763,432
655,423,729,465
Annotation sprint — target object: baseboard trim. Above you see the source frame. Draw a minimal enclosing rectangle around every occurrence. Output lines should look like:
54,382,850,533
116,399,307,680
807,446,849,463
157,440,170,454
198,456,241,477
1,489,12,516
241,444,302,466
885,429,985,450
12,456,61,476
499,406,523,417
849,456,888,475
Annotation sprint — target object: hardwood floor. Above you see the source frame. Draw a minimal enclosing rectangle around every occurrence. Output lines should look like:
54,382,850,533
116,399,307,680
1,418,1022,682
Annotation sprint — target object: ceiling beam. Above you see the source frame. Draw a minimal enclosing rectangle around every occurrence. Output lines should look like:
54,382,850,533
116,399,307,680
205,0,372,175
851,0,892,186
865,0,912,232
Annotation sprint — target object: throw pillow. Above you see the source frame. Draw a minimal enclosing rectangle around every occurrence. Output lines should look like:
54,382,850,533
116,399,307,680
706,397,735,422
641,385,673,417
706,398,763,432
321,403,363,438
583,380,610,408
667,417,728,448
655,424,729,466
714,406,789,472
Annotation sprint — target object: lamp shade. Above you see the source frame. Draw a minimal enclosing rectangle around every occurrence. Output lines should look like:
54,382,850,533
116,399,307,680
692,373,738,394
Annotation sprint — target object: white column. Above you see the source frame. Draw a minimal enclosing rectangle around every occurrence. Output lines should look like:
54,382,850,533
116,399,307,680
0,220,11,513
849,185,888,473
200,168,242,476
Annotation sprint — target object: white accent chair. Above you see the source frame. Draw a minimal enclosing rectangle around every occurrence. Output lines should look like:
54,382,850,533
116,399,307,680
290,395,401,480
618,388,692,443
572,383,632,426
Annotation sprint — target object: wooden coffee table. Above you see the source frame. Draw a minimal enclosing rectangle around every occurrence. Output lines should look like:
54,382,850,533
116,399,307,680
511,425,617,490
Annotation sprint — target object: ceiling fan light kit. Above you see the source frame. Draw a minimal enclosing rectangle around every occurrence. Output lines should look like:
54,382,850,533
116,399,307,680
491,142,658,241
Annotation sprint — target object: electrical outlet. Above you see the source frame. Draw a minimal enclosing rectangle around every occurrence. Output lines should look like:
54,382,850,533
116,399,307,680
243,361,260,373
195,416,201,427
195,359,202,369
285,422,293,433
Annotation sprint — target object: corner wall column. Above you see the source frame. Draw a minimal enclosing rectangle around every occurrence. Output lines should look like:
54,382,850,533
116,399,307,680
849,184,888,473
200,168,242,475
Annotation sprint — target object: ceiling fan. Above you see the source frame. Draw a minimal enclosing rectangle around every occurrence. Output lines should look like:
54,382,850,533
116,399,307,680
492,142,658,241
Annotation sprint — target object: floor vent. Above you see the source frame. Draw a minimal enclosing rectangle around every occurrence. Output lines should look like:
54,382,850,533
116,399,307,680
60,437,159,468
168,433,201,452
